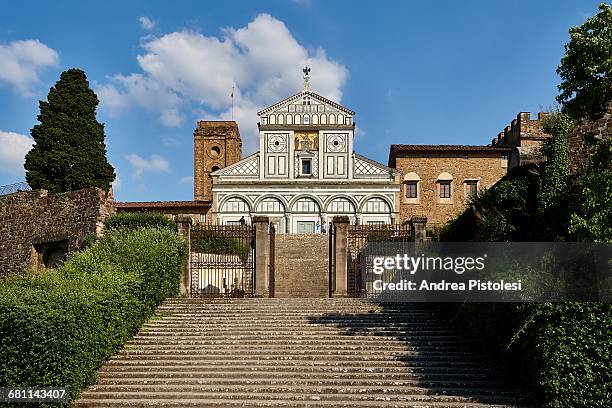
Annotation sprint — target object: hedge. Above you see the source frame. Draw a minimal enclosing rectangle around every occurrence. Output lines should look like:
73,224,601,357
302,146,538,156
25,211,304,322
0,227,187,406
191,235,251,260
104,211,176,231
451,303,611,407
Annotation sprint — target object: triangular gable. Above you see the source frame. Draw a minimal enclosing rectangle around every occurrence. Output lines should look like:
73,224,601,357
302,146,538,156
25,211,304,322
353,153,398,178
257,90,355,116
213,153,259,177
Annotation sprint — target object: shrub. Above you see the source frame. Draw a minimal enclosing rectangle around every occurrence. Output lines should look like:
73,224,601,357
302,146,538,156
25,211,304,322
191,235,251,261
451,303,611,407
0,228,187,405
104,212,176,231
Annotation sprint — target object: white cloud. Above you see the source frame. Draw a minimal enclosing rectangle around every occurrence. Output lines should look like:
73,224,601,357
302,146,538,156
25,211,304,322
0,131,33,174
179,175,194,184
112,174,122,190
125,153,169,178
97,13,348,152
0,40,59,95
138,16,156,30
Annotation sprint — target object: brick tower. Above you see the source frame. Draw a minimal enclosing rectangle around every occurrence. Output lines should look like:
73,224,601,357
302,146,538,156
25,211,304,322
194,121,242,201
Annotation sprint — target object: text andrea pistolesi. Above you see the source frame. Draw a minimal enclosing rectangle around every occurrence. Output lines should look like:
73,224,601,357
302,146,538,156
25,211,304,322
371,254,522,292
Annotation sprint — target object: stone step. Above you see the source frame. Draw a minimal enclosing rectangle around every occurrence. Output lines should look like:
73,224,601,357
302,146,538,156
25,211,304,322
78,391,523,405
137,328,458,336
131,332,466,339
82,384,522,398
94,377,506,388
126,339,477,347
77,398,524,407
95,370,504,381
78,298,525,408
117,349,481,358
98,365,495,375
110,354,485,364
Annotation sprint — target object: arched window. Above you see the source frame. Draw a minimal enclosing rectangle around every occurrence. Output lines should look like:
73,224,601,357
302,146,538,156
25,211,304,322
327,197,356,213
321,114,327,124
256,197,285,213
286,114,293,125
312,114,319,125
329,114,336,124
403,172,420,199
338,114,344,125
220,197,250,213
269,114,276,125
363,197,391,214
292,197,320,213
294,114,301,125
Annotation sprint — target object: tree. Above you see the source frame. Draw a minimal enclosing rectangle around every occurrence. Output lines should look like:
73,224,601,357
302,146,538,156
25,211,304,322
24,68,115,193
556,3,612,120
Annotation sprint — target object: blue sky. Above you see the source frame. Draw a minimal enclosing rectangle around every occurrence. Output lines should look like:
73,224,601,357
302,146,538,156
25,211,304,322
0,0,602,201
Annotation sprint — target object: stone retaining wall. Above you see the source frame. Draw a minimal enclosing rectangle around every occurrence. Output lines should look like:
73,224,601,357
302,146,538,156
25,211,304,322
0,187,115,276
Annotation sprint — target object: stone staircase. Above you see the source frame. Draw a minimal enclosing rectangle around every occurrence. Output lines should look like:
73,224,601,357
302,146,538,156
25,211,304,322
77,298,529,407
274,234,329,298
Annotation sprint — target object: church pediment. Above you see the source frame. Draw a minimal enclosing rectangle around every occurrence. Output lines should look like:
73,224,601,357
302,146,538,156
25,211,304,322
213,153,259,177
353,154,398,178
258,90,355,128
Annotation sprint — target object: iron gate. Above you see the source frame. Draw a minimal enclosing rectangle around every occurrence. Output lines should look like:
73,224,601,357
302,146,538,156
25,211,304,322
190,225,255,297
346,224,414,297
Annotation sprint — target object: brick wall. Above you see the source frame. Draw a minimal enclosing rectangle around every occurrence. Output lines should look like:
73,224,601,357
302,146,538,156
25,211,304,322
394,151,508,226
194,121,242,201
0,188,115,276
274,234,329,298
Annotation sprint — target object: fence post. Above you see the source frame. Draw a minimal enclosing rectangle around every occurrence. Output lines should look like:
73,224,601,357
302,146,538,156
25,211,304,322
175,216,193,297
332,216,350,298
252,216,270,297
410,215,428,242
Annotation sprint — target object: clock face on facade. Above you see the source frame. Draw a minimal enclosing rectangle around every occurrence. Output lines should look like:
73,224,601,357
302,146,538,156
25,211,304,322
267,134,288,152
326,134,347,153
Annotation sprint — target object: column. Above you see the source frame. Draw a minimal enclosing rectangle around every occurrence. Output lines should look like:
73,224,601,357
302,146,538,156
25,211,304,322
252,216,270,297
175,216,193,297
410,215,428,242
332,215,350,297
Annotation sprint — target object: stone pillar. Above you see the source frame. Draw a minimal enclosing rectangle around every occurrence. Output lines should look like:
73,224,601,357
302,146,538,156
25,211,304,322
333,216,350,297
175,216,193,297
410,215,428,242
252,216,270,297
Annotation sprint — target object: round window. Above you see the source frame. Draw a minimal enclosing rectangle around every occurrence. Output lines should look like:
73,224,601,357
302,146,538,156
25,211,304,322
210,146,221,157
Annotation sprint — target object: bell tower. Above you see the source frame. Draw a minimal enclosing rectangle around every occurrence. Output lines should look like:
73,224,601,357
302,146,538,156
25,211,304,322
194,121,242,201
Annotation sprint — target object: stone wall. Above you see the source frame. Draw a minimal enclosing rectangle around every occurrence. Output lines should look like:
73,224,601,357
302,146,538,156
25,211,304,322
394,151,508,226
0,187,115,276
491,112,550,168
567,104,612,174
274,234,329,298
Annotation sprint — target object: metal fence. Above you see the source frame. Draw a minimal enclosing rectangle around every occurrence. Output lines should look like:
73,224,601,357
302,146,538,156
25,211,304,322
346,224,414,297
190,225,255,297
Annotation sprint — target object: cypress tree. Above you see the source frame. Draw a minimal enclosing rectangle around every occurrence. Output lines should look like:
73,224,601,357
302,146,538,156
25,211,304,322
24,68,115,193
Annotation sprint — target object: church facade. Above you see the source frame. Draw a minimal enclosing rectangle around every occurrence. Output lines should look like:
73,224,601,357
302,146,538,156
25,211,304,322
198,73,400,233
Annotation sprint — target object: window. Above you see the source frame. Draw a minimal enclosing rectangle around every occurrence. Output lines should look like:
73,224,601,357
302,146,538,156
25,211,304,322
439,181,451,198
301,159,312,175
465,180,478,198
200,213,206,224
405,181,418,198
367,220,385,225
297,221,315,234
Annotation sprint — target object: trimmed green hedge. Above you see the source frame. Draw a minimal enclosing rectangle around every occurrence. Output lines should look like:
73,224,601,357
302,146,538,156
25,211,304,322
191,235,250,260
0,227,187,405
104,211,176,231
451,303,611,407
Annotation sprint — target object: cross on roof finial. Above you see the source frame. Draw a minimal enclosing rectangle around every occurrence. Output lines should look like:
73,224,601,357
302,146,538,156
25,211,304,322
302,66,311,90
